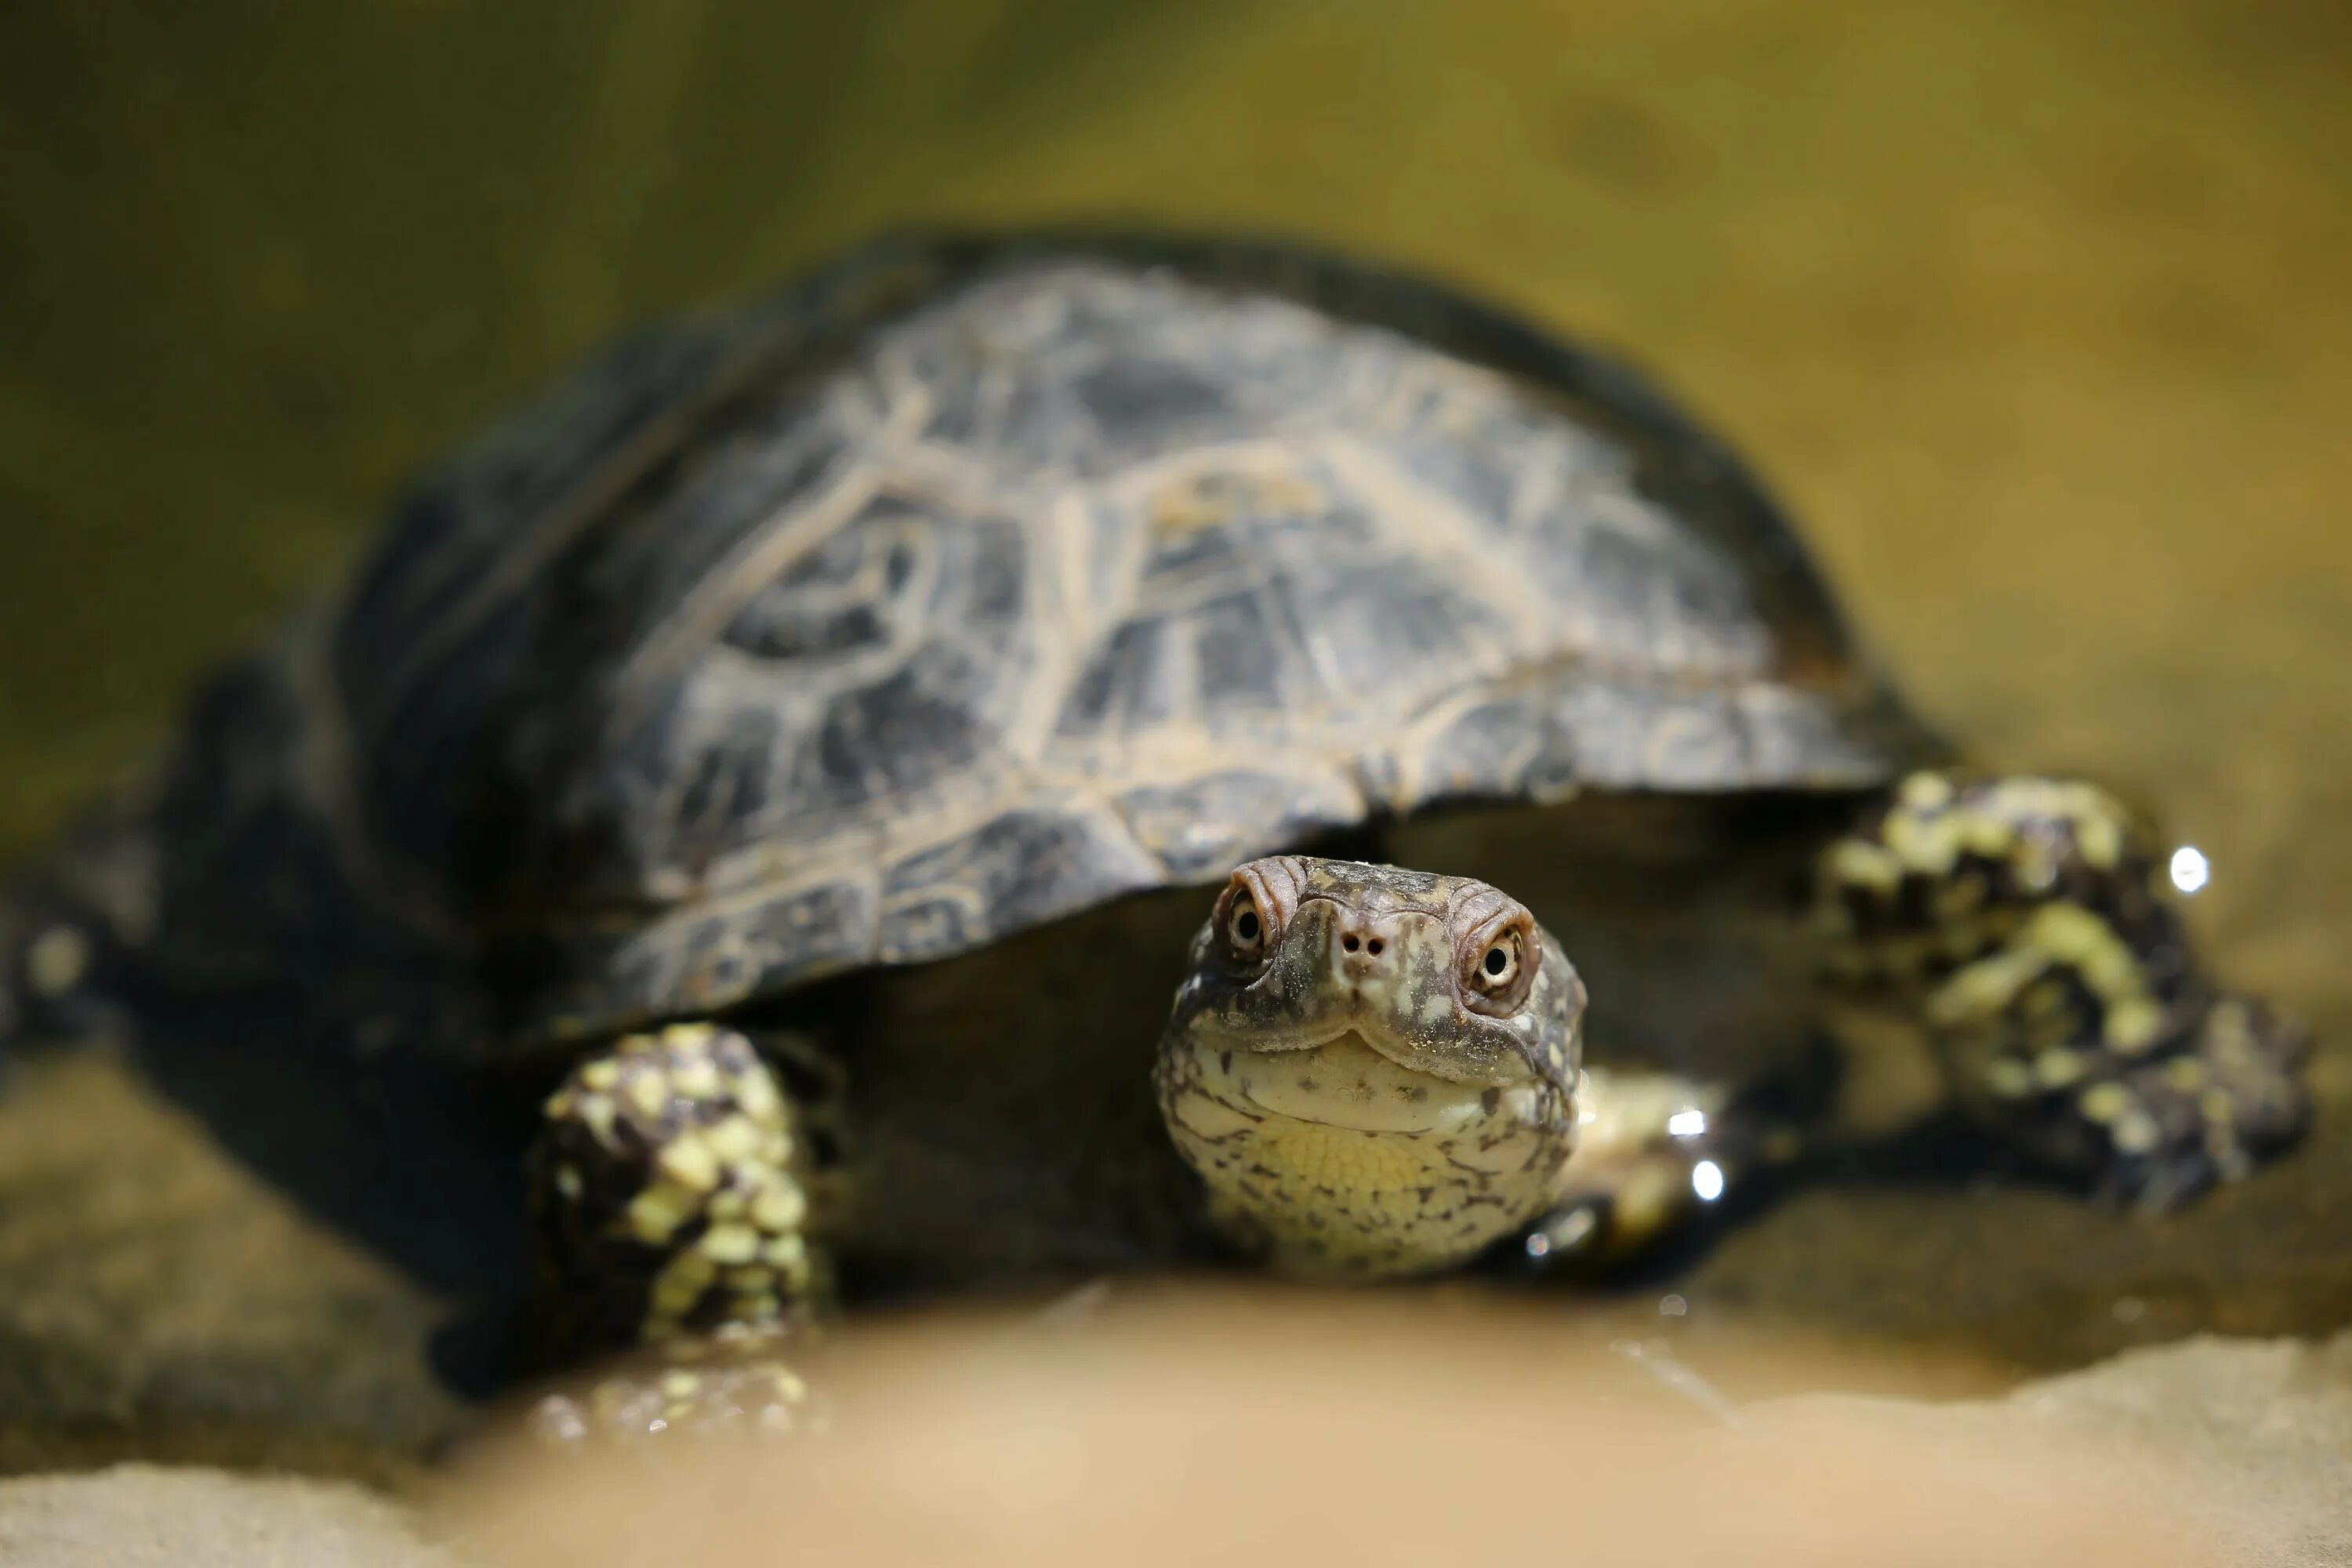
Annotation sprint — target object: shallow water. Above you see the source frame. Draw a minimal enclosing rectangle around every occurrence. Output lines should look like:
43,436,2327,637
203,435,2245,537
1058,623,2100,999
1,0,2347,1468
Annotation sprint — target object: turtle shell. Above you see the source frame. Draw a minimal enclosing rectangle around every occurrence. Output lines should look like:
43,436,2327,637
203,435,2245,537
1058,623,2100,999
319,231,1936,1049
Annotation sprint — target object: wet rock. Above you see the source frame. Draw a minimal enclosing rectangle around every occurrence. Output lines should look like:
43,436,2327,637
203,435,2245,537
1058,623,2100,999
1678,1003,2352,1374
1979,1333,2352,1565
0,1054,479,1475
0,1465,455,1568
1726,1330,2352,1566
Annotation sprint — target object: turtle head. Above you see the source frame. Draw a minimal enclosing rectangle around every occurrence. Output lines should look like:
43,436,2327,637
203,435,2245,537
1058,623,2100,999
1155,855,1584,1276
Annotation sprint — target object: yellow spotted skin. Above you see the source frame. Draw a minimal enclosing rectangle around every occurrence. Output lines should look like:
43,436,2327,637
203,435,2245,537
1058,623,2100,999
528,1322,821,1446
1156,857,1582,1276
1815,771,2309,1207
528,1022,830,1439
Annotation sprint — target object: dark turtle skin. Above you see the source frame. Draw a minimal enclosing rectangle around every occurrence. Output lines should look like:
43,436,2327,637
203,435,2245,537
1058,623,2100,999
0,231,2310,1440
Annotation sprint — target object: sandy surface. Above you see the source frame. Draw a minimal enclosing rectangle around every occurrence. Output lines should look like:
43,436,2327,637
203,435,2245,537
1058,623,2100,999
0,1465,455,1568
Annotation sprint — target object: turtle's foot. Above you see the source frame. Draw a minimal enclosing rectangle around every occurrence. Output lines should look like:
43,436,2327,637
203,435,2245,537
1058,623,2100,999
0,792,158,1054
0,893,106,1052
527,1022,837,1433
1959,989,2308,1210
1515,1065,1816,1274
527,1321,825,1446
1817,771,2312,1207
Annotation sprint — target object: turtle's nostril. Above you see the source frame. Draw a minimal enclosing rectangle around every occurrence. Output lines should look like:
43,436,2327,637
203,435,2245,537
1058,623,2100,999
1335,921,1394,972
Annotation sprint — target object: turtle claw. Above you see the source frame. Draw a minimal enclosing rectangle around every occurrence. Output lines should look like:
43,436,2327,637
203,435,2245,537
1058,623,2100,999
2075,994,2311,1214
1942,960,2312,1214
527,1324,826,1448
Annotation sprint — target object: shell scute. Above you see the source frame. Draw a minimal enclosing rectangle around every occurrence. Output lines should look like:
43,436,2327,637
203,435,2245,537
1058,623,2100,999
299,233,1933,1048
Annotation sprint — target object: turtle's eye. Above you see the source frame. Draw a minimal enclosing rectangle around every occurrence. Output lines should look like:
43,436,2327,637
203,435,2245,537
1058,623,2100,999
1212,860,1297,972
1459,913,1537,1014
1226,890,1268,958
1473,932,1519,990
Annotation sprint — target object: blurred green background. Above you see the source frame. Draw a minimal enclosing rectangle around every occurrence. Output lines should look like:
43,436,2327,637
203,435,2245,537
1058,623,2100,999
2,3,2347,924
1,0,2349,1465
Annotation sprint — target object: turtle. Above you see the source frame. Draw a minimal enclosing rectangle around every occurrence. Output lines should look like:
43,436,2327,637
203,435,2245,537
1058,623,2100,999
0,230,2310,1440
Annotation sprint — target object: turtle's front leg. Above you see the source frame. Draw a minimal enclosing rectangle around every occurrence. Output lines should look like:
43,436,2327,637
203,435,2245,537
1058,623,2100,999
524,1022,835,1443
1815,772,2310,1209
1515,1062,1824,1272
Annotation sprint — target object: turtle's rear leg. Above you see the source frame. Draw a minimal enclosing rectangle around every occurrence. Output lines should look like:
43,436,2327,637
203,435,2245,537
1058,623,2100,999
1816,771,2310,1209
526,1022,837,1442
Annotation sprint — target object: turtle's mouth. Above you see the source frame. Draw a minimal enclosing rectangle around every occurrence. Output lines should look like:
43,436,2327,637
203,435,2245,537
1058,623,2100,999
1193,1029,1539,1136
